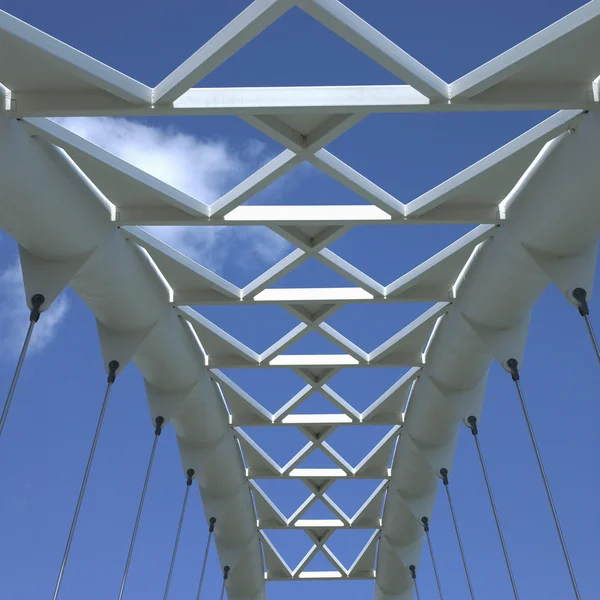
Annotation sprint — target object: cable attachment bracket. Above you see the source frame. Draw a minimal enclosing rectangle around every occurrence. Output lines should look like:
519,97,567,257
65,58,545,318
223,565,230,580
409,565,416,579
467,415,478,435
506,358,520,382
573,288,589,317
209,517,216,533
107,360,119,384
29,293,45,323
421,516,430,532
186,469,195,486
440,468,449,486
154,416,165,436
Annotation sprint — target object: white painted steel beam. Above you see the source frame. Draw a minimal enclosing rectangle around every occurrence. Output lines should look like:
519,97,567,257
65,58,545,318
154,0,297,103
7,84,598,118
298,0,448,100
450,1,600,100
171,85,431,115
23,118,209,219
248,467,391,479
405,110,584,218
0,10,151,105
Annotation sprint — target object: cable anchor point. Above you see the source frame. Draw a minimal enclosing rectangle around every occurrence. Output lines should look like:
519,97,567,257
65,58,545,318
573,288,589,317
440,468,449,486
209,517,216,533
506,358,519,382
467,415,478,435
154,416,165,436
107,360,119,384
421,516,430,532
186,469,195,486
29,293,45,322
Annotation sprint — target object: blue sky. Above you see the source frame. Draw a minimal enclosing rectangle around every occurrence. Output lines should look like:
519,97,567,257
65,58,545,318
0,1,599,599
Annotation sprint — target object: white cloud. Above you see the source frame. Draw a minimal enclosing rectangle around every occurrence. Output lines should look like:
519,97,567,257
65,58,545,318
56,117,292,273
0,261,69,358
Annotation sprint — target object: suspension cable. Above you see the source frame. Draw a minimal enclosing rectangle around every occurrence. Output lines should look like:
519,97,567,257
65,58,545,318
506,359,581,600
117,415,164,600
0,293,45,438
219,565,230,600
467,416,519,599
51,360,119,600
440,468,476,600
162,468,195,600
409,565,421,600
572,288,600,364
421,517,444,600
195,517,216,600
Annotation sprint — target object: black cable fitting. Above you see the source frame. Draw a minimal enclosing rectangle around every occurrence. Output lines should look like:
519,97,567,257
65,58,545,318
573,288,590,317
154,416,165,436
467,415,478,435
440,468,449,486
107,360,120,384
186,468,195,486
223,565,230,580
29,293,45,323
506,358,520,382
421,516,429,532
209,517,216,532
409,565,417,579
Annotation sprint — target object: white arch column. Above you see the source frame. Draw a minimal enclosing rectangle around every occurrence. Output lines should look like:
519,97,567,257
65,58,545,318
0,117,265,600
375,111,600,599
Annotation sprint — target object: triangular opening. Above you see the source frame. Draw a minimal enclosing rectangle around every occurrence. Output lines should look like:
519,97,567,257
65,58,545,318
327,479,386,520
242,425,308,468
327,368,410,413
328,225,474,286
326,303,435,352
326,425,395,466
198,6,403,88
220,368,307,414
299,549,340,573
58,115,283,205
288,391,345,416
263,529,314,572
326,111,553,202
295,447,344,470
248,162,371,206
326,529,378,571
256,479,310,520
279,330,351,356
270,257,359,288
144,226,292,285
298,500,343,521
196,305,298,354
336,0,579,83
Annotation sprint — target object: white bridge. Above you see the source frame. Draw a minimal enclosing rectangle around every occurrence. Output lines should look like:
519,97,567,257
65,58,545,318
0,1,599,599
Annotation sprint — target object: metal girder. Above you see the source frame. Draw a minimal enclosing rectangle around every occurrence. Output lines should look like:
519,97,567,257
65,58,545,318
297,0,448,100
6,83,599,117
7,86,600,118
450,1,600,101
154,0,297,104
0,9,151,105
